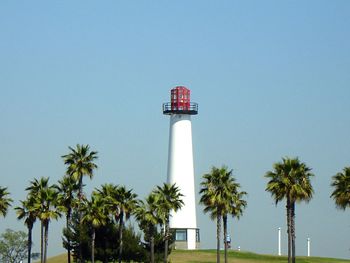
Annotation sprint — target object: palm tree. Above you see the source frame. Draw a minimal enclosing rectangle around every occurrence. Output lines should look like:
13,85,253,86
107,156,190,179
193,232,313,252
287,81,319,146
56,175,80,263
15,196,37,263
95,184,138,263
214,168,248,263
154,183,184,263
0,186,12,218
265,157,314,263
135,193,162,263
94,183,119,261
38,186,62,263
81,194,107,263
62,144,98,200
62,144,98,262
199,166,240,263
331,167,350,210
26,177,49,263
115,186,138,263
26,177,62,263
95,183,120,222
223,189,247,263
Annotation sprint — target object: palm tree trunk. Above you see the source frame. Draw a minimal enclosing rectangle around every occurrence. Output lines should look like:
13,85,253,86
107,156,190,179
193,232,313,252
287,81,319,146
28,224,33,263
41,221,44,263
217,213,222,263
44,221,49,263
291,202,296,263
91,228,95,263
67,211,71,263
150,225,155,263
118,213,124,263
78,175,84,263
223,214,228,263
164,216,169,263
286,199,291,263
102,226,107,263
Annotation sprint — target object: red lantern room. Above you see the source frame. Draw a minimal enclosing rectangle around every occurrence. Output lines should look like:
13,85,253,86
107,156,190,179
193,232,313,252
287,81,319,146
163,86,198,115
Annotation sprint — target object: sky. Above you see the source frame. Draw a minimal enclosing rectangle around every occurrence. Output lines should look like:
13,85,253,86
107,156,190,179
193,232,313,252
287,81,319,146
1,0,350,259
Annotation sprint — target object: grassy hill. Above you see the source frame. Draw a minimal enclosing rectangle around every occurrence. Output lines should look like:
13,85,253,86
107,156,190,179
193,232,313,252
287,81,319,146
43,250,350,263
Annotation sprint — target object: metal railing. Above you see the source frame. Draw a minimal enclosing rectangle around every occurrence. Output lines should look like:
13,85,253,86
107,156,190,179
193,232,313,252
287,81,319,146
162,102,198,115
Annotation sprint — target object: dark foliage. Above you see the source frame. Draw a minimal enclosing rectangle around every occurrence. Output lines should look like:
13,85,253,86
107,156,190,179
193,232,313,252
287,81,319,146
142,228,175,262
62,210,90,262
64,212,148,262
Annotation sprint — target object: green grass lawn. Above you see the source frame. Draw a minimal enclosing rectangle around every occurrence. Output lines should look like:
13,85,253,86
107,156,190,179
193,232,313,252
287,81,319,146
43,250,350,263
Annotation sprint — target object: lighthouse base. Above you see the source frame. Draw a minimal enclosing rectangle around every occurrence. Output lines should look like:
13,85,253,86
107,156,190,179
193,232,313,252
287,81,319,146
172,228,200,250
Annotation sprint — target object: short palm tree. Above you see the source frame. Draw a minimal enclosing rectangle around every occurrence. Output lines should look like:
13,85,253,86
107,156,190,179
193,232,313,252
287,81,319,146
222,173,247,263
15,196,37,263
199,166,245,263
26,177,49,263
81,194,107,263
95,184,138,263
95,183,120,222
55,175,79,263
154,183,184,263
265,157,314,263
0,186,12,218
26,177,62,263
331,167,350,210
135,193,162,263
62,144,98,261
115,186,138,263
38,186,62,263
223,190,247,263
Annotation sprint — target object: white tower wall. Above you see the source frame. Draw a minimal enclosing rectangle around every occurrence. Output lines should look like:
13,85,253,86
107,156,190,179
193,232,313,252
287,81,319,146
278,227,281,256
167,114,197,249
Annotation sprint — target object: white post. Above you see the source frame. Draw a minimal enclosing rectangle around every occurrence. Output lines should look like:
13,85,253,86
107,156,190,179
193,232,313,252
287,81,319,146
307,238,310,257
278,227,281,256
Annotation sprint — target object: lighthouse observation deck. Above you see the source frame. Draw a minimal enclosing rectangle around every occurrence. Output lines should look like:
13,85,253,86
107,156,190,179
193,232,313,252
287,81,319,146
163,86,198,115
163,102,198,115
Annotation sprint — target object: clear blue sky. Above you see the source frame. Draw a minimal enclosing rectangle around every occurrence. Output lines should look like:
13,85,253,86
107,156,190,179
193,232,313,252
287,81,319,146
1,0,350,259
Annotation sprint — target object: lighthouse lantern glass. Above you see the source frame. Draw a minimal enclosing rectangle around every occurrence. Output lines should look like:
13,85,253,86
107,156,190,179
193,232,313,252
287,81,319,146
171,86,191,111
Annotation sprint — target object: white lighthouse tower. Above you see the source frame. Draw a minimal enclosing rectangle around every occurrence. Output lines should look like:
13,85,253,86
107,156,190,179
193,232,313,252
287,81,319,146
163,86,200,250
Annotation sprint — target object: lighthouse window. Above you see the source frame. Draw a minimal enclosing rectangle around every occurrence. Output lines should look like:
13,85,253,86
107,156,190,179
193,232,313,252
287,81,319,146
175,229,187,241
196,229,200,242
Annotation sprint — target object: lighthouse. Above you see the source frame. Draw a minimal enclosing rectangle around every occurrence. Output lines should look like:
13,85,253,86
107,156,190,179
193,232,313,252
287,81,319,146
163,86,200,250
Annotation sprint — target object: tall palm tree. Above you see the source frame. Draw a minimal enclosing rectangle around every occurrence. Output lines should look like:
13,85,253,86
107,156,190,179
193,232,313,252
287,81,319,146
265,157,314,263
0,186,12,218
135,193,162,263
199,166,240,263
154,183,184,263
95,184,138,263
62,144,98,262
81,194,107,263
62,144,98,201
331,167,350,210
55,175,80,263
15,196,37,263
